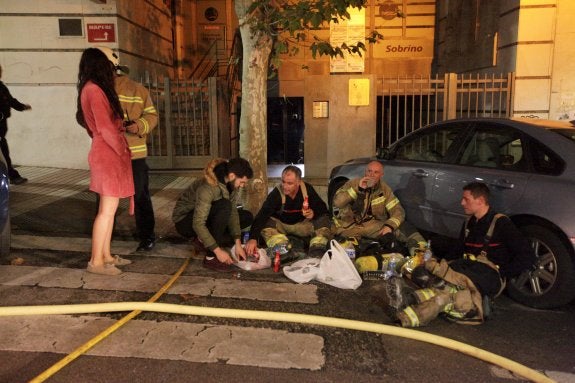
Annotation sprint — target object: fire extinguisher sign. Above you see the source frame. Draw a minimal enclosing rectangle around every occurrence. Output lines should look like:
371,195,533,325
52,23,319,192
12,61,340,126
87,23,116,43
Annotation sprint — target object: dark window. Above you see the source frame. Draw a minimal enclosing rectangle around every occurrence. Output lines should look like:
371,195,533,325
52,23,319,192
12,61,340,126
59,19,83,37
393,123,465,163
459,127,524,170
528,140,564,176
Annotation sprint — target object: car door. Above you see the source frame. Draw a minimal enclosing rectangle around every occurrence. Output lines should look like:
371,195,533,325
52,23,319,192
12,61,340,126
382,121,470,234
431,121,531,238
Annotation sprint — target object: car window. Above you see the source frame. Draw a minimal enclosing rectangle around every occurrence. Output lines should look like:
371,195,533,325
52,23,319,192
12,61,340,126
458,128,526,170
528,139,564,175
393,124,462,163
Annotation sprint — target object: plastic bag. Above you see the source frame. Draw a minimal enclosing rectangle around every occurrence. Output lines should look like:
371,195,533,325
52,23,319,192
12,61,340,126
230,246,271,270
316,239,362,289
283,258,321,283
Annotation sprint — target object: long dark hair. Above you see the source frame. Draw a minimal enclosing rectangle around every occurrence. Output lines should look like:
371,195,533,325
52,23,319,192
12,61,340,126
75,48,123,129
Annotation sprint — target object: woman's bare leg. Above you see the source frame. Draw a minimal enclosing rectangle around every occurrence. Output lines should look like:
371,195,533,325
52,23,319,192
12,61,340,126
91,195,119,266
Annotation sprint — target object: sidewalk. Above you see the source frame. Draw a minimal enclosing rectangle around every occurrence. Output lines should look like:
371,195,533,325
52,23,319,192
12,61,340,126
8,166,328,254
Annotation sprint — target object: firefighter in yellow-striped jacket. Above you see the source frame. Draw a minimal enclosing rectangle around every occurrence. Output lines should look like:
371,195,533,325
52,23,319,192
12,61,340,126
115,70,158,252
332,161,425,255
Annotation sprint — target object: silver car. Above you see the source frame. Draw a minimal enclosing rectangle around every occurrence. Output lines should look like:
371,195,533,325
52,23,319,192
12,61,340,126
328,118,575,309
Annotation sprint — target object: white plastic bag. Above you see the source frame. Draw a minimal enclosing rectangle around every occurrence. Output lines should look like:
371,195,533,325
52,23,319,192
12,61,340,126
316,239,362,289
283,258,321,283
230,246,271,271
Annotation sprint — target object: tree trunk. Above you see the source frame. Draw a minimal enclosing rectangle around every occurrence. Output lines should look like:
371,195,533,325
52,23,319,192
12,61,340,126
235,0,273,213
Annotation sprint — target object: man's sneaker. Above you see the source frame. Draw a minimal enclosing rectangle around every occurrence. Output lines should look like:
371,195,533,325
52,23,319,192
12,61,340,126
10,176,28,185
203,256,231,272
137,237,156,252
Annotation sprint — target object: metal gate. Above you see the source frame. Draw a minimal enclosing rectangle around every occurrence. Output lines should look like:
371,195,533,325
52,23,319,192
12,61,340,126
377,72,514,147
142,72,513,169
144,77,220,169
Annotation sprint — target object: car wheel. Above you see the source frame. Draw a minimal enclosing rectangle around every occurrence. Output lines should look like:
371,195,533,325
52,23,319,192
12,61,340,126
327,178,348,214
507,225,575,309
0,216,10,257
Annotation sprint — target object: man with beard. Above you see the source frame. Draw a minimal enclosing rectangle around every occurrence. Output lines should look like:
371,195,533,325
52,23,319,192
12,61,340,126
172,157,254,272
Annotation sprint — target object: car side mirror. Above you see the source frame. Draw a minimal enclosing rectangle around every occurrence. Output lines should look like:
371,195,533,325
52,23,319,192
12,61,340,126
376,147,391,160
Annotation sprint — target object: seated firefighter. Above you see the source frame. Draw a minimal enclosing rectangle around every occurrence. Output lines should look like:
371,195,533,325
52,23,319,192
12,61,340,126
376,182,536,327
244,165,333,260
171,157,254,272
332,160,426,259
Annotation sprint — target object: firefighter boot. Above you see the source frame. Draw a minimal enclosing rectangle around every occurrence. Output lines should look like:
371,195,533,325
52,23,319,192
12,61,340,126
370,277,416,322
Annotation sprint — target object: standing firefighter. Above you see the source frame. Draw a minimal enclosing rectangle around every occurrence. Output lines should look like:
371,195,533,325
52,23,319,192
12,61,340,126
244,165,332,260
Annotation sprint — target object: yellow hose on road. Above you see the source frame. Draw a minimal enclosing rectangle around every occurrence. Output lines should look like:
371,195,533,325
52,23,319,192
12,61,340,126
0,301,554,383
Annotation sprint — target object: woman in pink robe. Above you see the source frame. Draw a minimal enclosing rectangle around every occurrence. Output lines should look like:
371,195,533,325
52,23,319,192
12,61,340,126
76,48,134,275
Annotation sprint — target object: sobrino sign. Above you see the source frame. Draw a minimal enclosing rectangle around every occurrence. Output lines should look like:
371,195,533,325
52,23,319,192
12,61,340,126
373,39,433,58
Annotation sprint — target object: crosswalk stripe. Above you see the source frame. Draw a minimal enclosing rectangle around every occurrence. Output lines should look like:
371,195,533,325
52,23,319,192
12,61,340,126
0,265,319,304
0,315,325,370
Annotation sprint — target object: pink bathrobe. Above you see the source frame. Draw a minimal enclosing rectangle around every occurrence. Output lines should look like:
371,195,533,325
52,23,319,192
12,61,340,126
81,81,134,208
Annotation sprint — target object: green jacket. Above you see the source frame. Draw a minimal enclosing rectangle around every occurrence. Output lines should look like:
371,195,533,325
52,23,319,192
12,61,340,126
172,158,243,250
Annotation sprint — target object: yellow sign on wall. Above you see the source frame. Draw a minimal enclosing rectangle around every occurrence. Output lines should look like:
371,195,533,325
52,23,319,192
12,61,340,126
349,79,370,106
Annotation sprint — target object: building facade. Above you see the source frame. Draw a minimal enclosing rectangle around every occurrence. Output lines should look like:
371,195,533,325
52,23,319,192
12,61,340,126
0,0,173,170
434,0,575,121
1,0,574,176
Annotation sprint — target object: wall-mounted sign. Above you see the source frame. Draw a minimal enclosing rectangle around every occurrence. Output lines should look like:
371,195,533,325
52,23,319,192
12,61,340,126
313,101,329,118
330,7,365,73
349,79,370,106
373,38,433,58
87,23,115,43
379,0,400,20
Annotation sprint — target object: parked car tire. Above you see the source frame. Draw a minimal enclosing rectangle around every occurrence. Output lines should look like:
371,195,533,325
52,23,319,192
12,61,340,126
0,216,10,257
507,225,575,309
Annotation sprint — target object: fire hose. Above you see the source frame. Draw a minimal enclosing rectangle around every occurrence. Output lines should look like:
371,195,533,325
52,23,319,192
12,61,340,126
0,257,555,383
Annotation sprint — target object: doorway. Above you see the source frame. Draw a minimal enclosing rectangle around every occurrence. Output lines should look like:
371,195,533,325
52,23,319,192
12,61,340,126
267,97,304,165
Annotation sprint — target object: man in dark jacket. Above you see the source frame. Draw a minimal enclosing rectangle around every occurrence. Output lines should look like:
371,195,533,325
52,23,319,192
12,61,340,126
244,165,333,260
0,65,31,185
378,182,536,327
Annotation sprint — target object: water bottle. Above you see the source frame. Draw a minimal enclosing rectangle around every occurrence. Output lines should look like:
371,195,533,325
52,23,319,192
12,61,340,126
344,240,356,260
384,257,397,280
383,253,403,280
423,240,432,262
